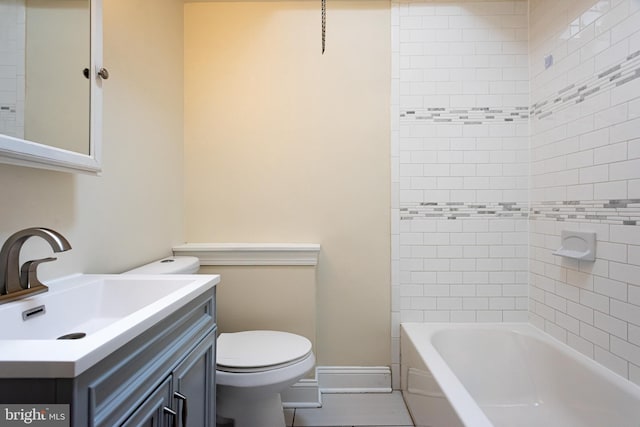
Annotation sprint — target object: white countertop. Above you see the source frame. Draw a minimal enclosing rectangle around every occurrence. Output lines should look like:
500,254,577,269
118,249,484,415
0,273,219,378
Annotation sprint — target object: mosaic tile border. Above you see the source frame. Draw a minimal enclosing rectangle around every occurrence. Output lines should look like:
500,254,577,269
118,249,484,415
532,49,640,120
0,104,20,137
401,199,640,226
400,106,529,125
530,199,640,226
0,105,17,114
400,201,529,220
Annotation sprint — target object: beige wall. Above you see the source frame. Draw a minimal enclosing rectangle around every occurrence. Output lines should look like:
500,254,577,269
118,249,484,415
184,1,391,366
201,265,317,351
0,0,185,277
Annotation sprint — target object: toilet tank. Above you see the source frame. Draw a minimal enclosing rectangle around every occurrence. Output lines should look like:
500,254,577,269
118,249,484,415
123,256,200,274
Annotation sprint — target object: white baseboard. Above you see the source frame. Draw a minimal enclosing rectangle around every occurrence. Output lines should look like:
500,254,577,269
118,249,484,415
281,366,392,408
281,379,321,408
317,366,392,393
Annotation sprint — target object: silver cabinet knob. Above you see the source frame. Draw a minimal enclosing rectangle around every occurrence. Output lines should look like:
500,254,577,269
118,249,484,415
97,67,109,80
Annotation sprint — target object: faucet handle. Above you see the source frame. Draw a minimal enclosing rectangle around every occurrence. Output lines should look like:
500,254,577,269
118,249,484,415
19,257,56,290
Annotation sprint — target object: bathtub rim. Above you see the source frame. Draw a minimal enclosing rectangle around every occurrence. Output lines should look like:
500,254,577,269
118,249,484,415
400,322,640,427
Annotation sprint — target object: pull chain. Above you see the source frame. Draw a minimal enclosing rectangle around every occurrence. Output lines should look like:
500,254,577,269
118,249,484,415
321,0,326,54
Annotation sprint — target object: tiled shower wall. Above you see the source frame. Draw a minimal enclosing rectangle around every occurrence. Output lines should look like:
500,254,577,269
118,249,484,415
391,0,530,386
0,0,25,138
392,0,640,388
529,0,640,384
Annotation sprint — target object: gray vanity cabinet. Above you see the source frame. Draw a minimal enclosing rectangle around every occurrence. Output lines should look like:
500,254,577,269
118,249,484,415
0,288,217,427
120,376,172,427
121,331,215,427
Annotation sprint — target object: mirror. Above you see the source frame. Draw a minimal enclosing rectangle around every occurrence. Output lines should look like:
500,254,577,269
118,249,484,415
0,0,103,174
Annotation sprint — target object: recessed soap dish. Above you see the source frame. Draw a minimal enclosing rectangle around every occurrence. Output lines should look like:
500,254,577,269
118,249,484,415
552,230,596,261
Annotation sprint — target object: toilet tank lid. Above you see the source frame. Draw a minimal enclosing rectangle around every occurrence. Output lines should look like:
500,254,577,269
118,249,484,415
123,256,200,274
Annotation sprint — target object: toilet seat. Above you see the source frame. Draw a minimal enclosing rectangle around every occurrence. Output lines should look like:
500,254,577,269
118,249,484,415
217,330,312,373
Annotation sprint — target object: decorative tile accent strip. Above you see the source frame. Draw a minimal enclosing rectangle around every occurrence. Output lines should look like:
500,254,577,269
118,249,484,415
400,201,529,220
530,199,640,226
0,104,19,137
532,50,640,120
0,105,17,114
400,106,529,124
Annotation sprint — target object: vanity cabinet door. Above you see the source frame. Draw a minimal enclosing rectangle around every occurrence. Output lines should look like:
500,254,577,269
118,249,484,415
120,376,172,427
172,328,216,427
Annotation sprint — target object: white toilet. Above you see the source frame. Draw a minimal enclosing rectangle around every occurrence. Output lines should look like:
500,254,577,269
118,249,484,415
124,256,316,427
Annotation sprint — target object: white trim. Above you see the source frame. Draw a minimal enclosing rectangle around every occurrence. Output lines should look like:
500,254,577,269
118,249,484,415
172,243,320,266
281,379,322,408
317,366,393,393
281,366,392,408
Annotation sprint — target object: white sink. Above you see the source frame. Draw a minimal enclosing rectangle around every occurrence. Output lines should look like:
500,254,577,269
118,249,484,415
0,273,219,378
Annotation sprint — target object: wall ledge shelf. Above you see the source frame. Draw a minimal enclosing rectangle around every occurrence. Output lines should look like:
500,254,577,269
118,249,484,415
172,243,321,266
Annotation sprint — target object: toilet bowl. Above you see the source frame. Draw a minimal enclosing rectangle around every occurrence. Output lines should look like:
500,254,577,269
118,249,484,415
217,330,315,427
124,256,316,427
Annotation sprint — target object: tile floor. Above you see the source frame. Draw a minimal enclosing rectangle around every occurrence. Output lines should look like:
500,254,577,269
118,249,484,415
284,392,415,427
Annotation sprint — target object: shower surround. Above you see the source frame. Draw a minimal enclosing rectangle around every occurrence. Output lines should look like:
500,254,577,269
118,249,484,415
0,0,25,139
392,0,640,388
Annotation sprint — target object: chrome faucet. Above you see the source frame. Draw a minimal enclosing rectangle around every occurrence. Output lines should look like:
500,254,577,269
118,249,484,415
0,227,71,304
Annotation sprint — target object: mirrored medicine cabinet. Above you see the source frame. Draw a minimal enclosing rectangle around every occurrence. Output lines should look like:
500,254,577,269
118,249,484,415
0,0,104,174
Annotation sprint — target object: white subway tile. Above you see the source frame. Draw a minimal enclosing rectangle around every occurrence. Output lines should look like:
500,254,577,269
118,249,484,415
611,226,640,246
463,297,489,310
611,75,640,107
449,283,475,297
581,322,611,349
435,29,463,42
630,324,640,346
477,310,503,322
596,141,628,164
630,97,640,121
594,103,628,130
477,284,504,297
580,128,610,150
423,284,450,296
630,179,640,198
611,117,640,144
437,297,463,310
630,245,640,267
611,337,640,366
478,232,502,245
579,164,609,183
595,37,629,72
595,346,629,378
450,232,476,245
594,311,627,340
556,311,581,334
567,184,594,200
594,180,627,199
437,245,463,258
611,7,640,43
462,244,490,259
410,297,437,310
410,245,438,259
610,159,640,180
598,242,628,263
568,332,595,358
630,364,640,386
611,299,640,326
568,300,595,324
451,258,477,271
626,284,640,310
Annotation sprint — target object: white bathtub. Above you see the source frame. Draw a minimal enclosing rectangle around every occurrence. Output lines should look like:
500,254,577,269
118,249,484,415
401,323,640,427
